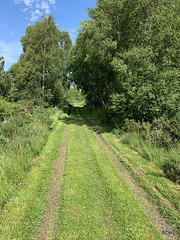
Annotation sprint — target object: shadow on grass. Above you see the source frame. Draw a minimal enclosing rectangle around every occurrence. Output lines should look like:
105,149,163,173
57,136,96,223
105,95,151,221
61,106,114,134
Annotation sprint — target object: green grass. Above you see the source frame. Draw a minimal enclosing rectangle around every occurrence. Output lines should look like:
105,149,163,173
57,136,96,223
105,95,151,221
57,115,162,240
0,108,178,239
120,132,180,183
0,108,61,212
101,132,180,233
81,107,180,184
0,112,66,239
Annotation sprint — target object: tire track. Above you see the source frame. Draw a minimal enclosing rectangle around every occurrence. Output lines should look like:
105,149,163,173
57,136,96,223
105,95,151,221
37,126,68,240
93,131,179,240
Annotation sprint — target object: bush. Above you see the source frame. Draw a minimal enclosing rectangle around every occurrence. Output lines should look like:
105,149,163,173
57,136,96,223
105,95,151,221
0,98,24,122
123,113,180,149
162,153,180,183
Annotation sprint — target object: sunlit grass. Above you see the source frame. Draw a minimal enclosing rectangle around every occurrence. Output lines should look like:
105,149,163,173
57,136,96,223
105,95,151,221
101,132,180,234
0,116,66,239
57,116,162,239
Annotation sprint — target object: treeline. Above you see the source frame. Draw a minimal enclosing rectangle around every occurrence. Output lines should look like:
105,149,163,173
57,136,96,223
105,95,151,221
1,1,179,122
69,0,180,182
70,0,179,123
0,14,72,107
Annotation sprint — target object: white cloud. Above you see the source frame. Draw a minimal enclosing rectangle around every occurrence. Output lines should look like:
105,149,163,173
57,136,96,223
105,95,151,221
22,7,28,12
13,0,35,7
0,41,22,70
36,3,40,8
45,8,51,15
48,0,56,5
24,0,34,7
30,9,42,22
41,1,49,9
13,0,56,22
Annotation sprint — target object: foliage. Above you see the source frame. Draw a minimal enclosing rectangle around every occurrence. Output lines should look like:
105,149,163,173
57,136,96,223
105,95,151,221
0,57,12,98
0,106,61,213
123,113,180,149
66,87,86,107
70,0,180,122
120,114,180,183
0,98,24,122
120,132,180,184
9,15,72,106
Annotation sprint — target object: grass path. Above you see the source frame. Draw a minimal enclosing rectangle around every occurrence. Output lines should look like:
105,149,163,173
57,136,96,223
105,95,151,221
0,112,179,239
93,131,178,240
56,115,164,239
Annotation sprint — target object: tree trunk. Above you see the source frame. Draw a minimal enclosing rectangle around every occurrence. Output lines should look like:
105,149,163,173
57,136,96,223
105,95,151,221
42,42,46,97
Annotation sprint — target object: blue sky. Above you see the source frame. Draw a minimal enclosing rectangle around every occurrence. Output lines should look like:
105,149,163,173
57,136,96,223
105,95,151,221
0,0,96,71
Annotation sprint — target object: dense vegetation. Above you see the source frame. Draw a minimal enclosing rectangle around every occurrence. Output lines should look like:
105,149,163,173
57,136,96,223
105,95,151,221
1,15,72,106
0,98,61,210
70,0,179,122
0,0,179,185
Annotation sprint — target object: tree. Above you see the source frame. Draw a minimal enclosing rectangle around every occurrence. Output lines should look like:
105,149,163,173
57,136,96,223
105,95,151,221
0,57,5,90
70,19,116,108
0,57,12,98
10,14,72,106
111,0,180,121
70,0,180,121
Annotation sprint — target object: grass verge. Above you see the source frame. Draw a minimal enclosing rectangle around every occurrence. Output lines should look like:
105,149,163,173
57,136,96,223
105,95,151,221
0,108,60,211
101,132,180,234
0,113,66,239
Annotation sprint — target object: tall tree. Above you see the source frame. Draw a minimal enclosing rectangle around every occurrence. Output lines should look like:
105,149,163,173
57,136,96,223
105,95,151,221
0,57,12,98
10,14,72,106
70,0,180,121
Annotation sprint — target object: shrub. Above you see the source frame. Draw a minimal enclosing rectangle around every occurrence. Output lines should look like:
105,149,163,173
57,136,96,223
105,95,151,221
0,98,24,122
123,113,180,150
120,130,180,183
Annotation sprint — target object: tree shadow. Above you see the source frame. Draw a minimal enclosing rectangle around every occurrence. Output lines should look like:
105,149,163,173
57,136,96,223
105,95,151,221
61,106,113,134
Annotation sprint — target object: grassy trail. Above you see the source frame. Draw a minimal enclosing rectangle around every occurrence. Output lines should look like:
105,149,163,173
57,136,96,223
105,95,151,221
57,115,164,240
0,112,178,239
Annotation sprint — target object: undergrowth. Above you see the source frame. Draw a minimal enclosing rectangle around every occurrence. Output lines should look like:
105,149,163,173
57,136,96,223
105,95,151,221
120,132,180,183
0,104,61,210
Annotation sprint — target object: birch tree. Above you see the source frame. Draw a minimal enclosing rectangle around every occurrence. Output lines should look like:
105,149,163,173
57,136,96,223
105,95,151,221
10,14,72,105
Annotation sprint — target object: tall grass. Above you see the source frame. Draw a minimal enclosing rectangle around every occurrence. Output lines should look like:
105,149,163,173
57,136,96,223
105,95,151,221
0,98,24,122
120,132,180,183
0,106,61,210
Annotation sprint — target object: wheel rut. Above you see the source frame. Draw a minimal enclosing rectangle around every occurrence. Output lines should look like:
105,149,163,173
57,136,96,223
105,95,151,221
93,131,179,240
37,126,68,240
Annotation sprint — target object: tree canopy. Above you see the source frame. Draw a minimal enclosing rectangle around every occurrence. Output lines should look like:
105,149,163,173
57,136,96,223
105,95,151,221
9,14,72,106
70,0,180,121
